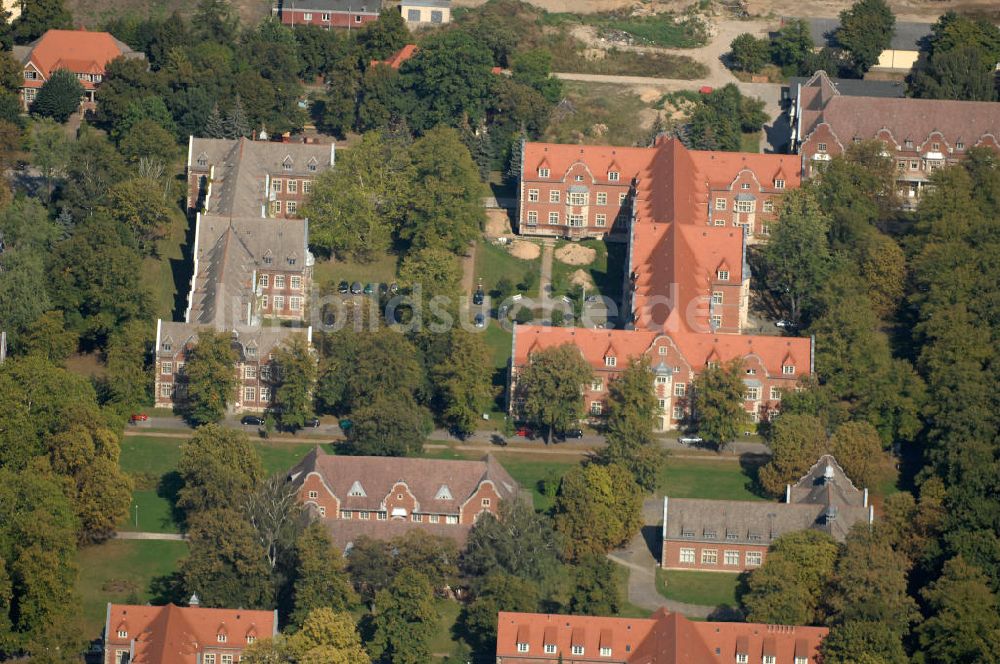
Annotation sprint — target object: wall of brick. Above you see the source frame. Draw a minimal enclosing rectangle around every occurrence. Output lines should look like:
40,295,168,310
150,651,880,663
662,540,770,573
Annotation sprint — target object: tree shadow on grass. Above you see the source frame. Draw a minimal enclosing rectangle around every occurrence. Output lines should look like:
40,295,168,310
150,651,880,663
157,471,185,529
738,452,773,499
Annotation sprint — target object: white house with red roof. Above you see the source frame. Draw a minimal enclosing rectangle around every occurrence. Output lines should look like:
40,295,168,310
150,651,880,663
13,29,144,109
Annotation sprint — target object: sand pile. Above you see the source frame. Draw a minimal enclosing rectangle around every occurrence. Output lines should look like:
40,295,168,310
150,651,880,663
510,240,542,260
555,243,597,265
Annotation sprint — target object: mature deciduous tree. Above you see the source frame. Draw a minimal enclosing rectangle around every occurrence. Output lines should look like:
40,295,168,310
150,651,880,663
432,329,493,436
691,360,747,450
367,569,439,664
821,620,908,664
914,556,1000,664
346,394,431,457
516,343,592,440
13,0,72,43
568,554,621,616
758,414,827,496
289,523,357,628
303,131,411,260
241,473,301,571
357,8,410,61
461,500,561,586
287,608,370,664
400,126,484,253
102,177,175,255
828,421,883,489
598,356,665,491
729,33,771,72
398,246,463,299
770,18,814,70
19,309,76,363
181,508,273,609
511,48,562,103
270,334,317,431
177,424,264,517
459,572,538,661
741,530,838,625
836,0,895,76
554,462,642,561
182,331,238,424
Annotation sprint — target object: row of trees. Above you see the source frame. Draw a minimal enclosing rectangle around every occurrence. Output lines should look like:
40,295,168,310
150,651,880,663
730,0,894,78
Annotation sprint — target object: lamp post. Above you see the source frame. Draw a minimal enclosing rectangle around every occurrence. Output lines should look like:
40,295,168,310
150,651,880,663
135,503,139,529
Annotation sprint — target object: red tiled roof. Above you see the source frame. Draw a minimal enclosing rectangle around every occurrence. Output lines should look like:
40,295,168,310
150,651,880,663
370,43,418,69
104,603,277,664
523,142,655,186
513,325,811,380
496,609,828,663
22,29,135,88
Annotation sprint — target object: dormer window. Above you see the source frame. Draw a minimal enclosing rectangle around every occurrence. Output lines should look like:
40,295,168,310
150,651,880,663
24,70,37,80
544,644,556,654
435,485,453,500
736,655,748,664
308,163,317,172
956,142,964,151
348,481,366,497
538,167,550,178
308,490,318,499
931,142,940,151
572,645,584,655
741,183,750,190
608,171,619,181
817,143,828,153
217,633,227,643
763,657,776,664
717,270,729,281
575,175,583,181
288,258,296,266
247,635,256,644
905,139,913,148
282,157,293,171
517,643,529,653
162,342,172,351
605,356,616,367
782,365,795,375
600,646,612,656
264,256,273,265
197,153,208,167
774,179,785,189
117,630,128,639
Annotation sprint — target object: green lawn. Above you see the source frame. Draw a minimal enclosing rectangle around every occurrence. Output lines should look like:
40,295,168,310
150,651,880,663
120,435,185,476
258,441,338,474
119,489,180,534
550,239,626,303
658,457,763,501
474,239,540,298
428,598,462,658
482,319,513,370
656,568,740,608
76,539,189,638
740,132,761,153
313,252,399,292
143,201,190,320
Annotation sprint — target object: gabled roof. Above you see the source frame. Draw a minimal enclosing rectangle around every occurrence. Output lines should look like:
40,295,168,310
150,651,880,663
789,454,866,509
496,609,828,662
788,73,906,104
371,44,418,69
188,137,334,218
805,17,932,51
104,603,277,664
522,142,653,184
16,29,142,83
186,214,308,327
157,321,307,362
288,448,519,515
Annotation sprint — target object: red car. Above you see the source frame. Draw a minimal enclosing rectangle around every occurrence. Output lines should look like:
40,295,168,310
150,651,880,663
515,426,534,438
130,413,148,424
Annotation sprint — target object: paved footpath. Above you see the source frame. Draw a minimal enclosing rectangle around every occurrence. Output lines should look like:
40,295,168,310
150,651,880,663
607,497,716,618
114,531,187,541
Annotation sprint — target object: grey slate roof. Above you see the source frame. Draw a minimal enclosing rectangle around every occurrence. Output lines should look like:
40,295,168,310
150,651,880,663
277,0,380,13
664,455,870,545
157,321,306,361
806,18,932,51
787,74,905,104
186,214,308,327
189,137,334,218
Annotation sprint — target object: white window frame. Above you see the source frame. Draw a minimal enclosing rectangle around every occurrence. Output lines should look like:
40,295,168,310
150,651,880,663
745,551,763,566
596,192,608,205
715,197,726,210
701,549,718,565
782,365,795,375
568,192,588,205
549,190,560,203
548,212,559,225
770,387,781,400
290,276,302,290
717,270,729,281
538,167,550,177
774,179,785,189
595,213,607,227
724,550,740,566
528,189,539,202
608,171,619,181
572,645,584,655
674,383,686,397
526,210,538,225
679,548,695,564
604,356,616,367
517,643,529,653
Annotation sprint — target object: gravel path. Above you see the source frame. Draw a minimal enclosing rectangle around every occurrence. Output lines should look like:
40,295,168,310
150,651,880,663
114,531,187,541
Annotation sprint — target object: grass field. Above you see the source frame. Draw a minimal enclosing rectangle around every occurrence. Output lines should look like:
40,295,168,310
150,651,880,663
143,187,191,320
544,82,654,147
313,252,400,293
76,539,189,638
119,435,337,533
658,457,763,501
556,50,708,80
474,239,541,298
550,239,626,303
429,598,463,658
740,132,761,153
656,569,740,609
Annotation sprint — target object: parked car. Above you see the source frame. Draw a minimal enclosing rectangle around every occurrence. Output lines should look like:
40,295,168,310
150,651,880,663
775,319,795,329
474,313,486,328
472,289,485,305
337,280,349,294
129,413,148,424
678,434,703,446
515,426,534,438
241,415,264,426
306,417,320,428
363,283,375,295
350,281,363,294
389,282,399,294
562,428,584,439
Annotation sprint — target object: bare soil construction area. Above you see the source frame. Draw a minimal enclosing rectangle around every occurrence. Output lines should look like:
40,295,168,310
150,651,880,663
556,243,598,266
454,0,999,22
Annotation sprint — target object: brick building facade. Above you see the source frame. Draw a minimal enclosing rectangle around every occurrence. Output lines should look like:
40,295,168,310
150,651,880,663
792,70,1000,205
104,601,277,664
496,608,828,663
287,447,520,550
272,0,379,29
662,455,873,572
186,136,334,220
511,327,810,432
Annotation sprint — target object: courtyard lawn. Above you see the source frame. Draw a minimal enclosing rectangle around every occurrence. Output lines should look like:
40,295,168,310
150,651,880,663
428,598,463,658
144,204,191,320
119,489,180,534
76,539,189,638
483,319,513,370
474,238,541,298
656,568,740,609
740,132,761,153
658,457,764,501
312,252,399,292
550,239,626,303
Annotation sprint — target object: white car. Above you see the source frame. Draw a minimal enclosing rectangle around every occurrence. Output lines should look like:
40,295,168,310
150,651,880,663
678,435,703,445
